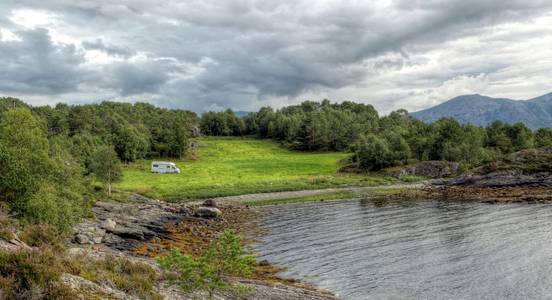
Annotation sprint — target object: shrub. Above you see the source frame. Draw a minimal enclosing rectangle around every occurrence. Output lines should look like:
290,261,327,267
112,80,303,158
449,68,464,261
0,204,17,241
22,183,83,233
20,224,64,250
158,230,256,298
67,254,163,300
0,249,78,299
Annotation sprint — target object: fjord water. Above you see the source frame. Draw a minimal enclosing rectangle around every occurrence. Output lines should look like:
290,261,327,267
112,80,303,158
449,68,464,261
253,199,552,299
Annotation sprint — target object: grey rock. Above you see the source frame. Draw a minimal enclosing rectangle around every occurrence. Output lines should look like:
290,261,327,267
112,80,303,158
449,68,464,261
74,194,187,251
101,218,117,232
195,207,222,219
387,161,459,179
61,273,138,300
202,199,217,207
75,234,89,244
129,193,156,203
110,226,146,240
438,170,552,188
178,206,191,215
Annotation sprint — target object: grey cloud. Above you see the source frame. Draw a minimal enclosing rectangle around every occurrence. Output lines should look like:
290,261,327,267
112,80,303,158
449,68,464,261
0,28,86,94
82,38,133,57
0,0,551,112
108,60,170,96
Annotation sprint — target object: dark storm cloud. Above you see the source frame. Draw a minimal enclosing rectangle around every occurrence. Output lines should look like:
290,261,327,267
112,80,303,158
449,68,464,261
0,0,551,111
0,28,85,94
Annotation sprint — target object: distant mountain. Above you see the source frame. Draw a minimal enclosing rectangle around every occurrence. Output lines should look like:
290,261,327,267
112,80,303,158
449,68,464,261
411,92,552,129
234,111,253,117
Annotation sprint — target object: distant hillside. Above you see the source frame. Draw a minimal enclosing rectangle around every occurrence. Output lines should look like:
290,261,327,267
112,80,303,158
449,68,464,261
411,93,552,129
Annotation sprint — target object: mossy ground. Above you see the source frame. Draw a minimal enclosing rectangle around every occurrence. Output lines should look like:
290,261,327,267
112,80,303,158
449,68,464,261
116,137,396,201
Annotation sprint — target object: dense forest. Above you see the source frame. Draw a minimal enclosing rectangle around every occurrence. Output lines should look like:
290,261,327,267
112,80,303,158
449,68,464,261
1,96,552,233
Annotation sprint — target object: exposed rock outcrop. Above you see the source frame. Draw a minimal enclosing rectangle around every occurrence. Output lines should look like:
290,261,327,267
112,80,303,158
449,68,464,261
432,169,552,188
0,234,32,252
61,273,138,300
387,161,459,179
73,195,195,251
427,147,552,203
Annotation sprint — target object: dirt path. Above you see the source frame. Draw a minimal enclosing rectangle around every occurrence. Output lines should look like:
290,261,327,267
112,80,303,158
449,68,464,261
204,182,426,205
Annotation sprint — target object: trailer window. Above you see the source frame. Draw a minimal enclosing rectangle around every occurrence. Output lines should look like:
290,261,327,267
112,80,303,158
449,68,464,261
153,164,158,167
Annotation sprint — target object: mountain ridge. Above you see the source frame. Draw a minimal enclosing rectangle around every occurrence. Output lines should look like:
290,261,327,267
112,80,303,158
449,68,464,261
411,92,552,129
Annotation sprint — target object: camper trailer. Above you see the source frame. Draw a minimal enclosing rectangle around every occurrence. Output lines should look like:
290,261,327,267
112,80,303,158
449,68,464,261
151,161,181,174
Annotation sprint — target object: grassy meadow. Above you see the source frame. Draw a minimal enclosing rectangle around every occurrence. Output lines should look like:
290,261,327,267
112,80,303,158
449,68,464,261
115,137,397,201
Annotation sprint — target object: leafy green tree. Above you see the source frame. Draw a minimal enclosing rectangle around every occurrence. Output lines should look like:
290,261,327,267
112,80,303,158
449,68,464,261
506,122,534,151
90,146,122,197
113,124,150,162
0,108,84,232
485,121,513,153
69,132,104,172
385,131,411,164
535,128,552,147
428,118,464,160
354,134,393,171
158,230,255,299
0,108,51,209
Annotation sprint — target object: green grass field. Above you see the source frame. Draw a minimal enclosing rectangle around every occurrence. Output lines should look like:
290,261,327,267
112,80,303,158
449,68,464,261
115,137,397,201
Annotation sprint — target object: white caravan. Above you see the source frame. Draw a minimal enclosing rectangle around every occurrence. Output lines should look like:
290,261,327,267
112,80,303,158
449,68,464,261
151,161,181,174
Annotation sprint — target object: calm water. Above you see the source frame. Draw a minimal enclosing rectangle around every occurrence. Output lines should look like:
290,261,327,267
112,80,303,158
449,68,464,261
253,199,552,299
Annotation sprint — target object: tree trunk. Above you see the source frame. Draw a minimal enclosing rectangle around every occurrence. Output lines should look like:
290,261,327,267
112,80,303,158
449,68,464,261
108,182,112,197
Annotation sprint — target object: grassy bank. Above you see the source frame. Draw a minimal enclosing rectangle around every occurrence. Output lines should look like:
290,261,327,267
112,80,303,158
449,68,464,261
116,137,397,200
243,187,423,206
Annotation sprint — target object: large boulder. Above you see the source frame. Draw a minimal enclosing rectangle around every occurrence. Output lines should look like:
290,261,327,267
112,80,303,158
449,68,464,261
195,207,222,219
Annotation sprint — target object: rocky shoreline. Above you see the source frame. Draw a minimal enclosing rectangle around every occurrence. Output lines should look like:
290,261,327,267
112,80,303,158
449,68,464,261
70,194,338,300
421,147,552,203
426,171,552,203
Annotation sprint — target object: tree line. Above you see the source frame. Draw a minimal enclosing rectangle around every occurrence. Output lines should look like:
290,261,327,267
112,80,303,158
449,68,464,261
200,99,552,170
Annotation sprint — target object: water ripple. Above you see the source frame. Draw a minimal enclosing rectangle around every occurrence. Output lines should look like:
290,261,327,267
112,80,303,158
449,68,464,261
253,199,552,299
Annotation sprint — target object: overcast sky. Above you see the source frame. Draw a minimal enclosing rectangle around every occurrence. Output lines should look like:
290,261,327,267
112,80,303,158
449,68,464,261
0,1,551,113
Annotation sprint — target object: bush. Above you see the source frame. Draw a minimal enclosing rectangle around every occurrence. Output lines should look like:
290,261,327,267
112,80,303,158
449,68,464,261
0,249,78,299
20,224,64,250
22,183,83,233
0,204,17,241
158,230,256,298
67,254,162,300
